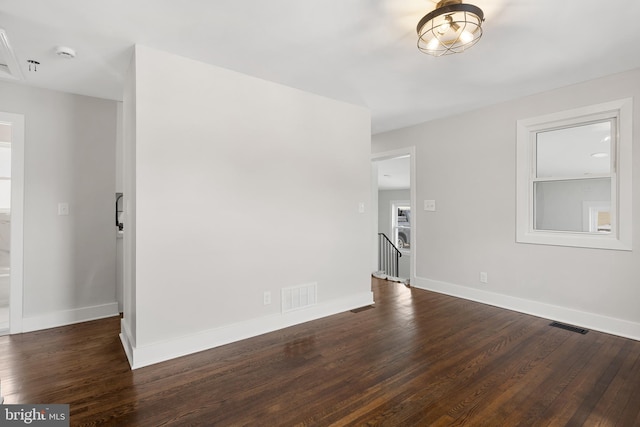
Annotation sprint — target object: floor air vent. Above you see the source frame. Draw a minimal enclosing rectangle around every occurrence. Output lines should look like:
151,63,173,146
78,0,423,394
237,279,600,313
549,322,589,334
350,306,374,314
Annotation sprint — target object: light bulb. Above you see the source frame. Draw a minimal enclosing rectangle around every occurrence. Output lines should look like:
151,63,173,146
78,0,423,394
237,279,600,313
427,38,440,51
459,31,474,43
437,15,455,35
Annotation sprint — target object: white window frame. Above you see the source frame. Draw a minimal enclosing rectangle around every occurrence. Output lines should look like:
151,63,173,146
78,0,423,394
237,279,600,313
582,201,611,233
0,141,11,214
516,98,632,251
391,200,411,253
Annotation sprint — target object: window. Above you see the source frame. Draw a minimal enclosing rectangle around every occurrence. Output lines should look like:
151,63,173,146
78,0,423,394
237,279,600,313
392,201,410,251
516,98,632,250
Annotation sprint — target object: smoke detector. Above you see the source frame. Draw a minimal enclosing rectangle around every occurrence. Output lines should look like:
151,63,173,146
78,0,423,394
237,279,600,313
55,46,76,59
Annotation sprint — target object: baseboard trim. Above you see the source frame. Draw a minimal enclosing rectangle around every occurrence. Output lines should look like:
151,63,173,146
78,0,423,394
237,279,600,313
123,291,374,369
21,302,119,333
119,320,135,368
413,276,640,341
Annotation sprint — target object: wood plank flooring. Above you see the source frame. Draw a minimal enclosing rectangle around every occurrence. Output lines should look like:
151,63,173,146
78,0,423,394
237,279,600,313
1,278,639,426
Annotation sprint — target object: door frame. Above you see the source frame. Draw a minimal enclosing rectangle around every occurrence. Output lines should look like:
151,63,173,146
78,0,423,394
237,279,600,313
0,112,24,334
371,147,416,282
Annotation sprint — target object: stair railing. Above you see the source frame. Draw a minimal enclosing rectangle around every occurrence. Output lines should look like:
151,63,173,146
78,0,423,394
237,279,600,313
378,233,402,277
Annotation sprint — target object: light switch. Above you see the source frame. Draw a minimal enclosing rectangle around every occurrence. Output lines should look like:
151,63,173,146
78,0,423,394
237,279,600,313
58,202,69,216
424,200,436,211
358,202,365,213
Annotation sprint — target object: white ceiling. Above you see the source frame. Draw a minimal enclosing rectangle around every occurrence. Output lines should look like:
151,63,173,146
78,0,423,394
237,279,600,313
1,0,640,134
377,156,410,190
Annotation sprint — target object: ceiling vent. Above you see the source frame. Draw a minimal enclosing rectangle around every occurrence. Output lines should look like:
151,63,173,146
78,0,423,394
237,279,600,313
0,29,24,81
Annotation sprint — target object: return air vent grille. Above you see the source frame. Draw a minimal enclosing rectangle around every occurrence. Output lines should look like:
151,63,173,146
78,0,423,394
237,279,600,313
282,282,317,313
549,321,589,334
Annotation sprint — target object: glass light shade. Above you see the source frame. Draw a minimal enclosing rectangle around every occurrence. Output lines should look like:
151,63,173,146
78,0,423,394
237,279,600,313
417,2,484,56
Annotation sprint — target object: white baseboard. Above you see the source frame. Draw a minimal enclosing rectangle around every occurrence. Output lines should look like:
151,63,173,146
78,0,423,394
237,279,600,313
122,291,374,370
119,320,135,368
413,276,640,341
372,271,409,285
21,302,119,333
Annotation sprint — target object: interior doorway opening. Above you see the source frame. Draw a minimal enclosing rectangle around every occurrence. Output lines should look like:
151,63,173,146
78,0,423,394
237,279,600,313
371,148,415,284
0,112,24,336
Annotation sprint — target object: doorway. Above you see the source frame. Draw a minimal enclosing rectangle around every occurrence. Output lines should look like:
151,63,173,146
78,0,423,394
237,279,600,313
0,112,24,335
371,148,415,283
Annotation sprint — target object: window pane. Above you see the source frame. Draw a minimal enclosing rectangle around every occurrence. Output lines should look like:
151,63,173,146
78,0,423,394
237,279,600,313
395,206,410,226
536,121,611,178
393,205,410,249
534,178,610,232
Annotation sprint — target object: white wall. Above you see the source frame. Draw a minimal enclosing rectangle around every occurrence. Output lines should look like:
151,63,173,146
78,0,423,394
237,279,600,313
372,67,640,340
0,81,118,331
121,45,373,368
121,52,137,350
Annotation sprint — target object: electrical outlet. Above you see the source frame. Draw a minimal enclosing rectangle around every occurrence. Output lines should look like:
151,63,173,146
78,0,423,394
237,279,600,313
263,291,271,305
480,272,488,284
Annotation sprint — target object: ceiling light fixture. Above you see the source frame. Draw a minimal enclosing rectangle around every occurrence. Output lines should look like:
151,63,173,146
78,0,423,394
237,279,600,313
417,0,484,56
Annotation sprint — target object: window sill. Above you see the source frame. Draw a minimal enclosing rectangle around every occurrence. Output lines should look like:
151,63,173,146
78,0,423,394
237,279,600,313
516,230,631,251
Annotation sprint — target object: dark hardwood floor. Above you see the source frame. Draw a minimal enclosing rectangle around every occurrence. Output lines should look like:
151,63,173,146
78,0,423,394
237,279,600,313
1,278,639,426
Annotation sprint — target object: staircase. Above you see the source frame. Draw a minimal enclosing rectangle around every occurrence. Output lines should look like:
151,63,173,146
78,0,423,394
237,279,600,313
377,233,402,278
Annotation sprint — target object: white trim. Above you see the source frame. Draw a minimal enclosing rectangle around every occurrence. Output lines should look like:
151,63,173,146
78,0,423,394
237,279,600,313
0,112,24,334
0,29,24,81
516,98,632,251
21,302,119,333
582,201,611,233
122,291,374,369
372,271,409,285
412,276,640,341
371,147,416,285
370,162,379,272
119,319,135,367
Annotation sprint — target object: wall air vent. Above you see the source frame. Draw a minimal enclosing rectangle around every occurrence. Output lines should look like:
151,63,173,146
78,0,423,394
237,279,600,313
281,282,317,313
0,29,24,81
549,321,589,334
